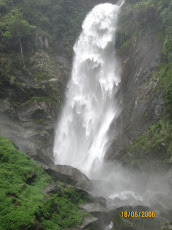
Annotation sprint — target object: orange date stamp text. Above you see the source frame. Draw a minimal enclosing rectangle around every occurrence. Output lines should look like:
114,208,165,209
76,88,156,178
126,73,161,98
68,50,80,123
121,211,155,218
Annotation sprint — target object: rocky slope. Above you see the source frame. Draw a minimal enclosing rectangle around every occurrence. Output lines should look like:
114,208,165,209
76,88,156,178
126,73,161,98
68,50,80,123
2,54,72,162
106,0,172,170
0,52,70,163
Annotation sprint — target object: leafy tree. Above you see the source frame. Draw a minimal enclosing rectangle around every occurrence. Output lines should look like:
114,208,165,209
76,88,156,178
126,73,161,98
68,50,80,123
0,9,35,58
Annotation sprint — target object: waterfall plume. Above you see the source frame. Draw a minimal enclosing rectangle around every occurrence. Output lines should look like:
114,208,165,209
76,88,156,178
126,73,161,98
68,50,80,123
53,1,124,177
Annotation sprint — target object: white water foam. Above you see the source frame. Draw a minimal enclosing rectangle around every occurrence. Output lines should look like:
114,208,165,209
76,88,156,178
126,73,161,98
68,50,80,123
53,1,124,177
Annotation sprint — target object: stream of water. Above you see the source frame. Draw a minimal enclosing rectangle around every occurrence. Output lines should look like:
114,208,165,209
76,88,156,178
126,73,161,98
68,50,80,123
53,1,124,178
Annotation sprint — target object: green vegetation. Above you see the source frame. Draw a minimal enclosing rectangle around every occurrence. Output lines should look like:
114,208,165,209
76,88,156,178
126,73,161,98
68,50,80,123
28,51,57,83
0,0,87,58
129,119,172,161
0,136,88,230
118,0,172,54
0,0,88,106
164,80,172,115
1,9,36,59
21,96,58,107
127,61,172,166
33,118,44,124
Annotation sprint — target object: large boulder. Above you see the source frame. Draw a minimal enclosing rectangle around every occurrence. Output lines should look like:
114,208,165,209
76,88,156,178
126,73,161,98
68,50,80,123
79,203,106,213
79,203,110,228
80,216,98,230
45,164,92,191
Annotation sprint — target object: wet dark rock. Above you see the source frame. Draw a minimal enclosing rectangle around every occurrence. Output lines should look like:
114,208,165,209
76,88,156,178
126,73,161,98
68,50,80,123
0,97,56,162
79,203,106,213
53,165,89,183
46,164,92,190
31,154,55,168
107,32,163,163
72,186,106,208
0,51,70,163
44,183,61,195
80,216,98,230
18,100,55,122
72,187,91,198
0,99,17,119
90,196,106,207
46,167,77,185
79,202,110,227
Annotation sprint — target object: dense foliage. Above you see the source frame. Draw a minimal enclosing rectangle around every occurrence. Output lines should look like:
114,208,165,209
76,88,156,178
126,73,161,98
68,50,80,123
0,0,89,107
129,119,172,163
0,136,87,230
0,0,87,57
118,0,172,53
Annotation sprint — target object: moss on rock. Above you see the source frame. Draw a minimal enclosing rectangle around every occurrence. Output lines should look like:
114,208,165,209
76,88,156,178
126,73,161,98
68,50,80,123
127,118,172,166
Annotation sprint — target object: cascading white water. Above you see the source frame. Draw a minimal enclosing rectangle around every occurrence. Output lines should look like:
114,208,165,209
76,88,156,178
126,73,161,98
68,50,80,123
53,1,124,177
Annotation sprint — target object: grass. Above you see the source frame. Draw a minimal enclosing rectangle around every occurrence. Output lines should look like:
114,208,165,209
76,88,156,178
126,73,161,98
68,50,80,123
128,118,172,164
0,136,88,230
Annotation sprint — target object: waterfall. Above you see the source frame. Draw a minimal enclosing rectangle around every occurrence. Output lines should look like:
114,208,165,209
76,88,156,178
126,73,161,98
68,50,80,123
53,1,124,177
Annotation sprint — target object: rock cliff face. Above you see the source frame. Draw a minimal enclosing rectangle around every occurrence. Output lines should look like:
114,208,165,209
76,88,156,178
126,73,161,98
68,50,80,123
0,52,70,162
107,33,163,160
106,0,172,169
